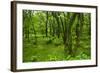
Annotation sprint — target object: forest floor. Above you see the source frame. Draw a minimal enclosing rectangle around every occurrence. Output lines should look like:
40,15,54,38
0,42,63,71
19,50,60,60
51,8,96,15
23,36,91,62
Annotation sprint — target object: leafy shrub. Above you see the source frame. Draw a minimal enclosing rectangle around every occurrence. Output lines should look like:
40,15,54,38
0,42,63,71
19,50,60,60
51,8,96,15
31,56,38,62
48,55,57,61
46,39,53,44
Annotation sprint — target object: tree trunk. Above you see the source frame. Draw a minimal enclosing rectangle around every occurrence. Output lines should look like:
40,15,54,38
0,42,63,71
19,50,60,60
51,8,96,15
46,11,48,37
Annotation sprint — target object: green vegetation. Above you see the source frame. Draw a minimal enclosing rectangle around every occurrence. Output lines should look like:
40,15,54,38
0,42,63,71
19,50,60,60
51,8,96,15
23,10,91,62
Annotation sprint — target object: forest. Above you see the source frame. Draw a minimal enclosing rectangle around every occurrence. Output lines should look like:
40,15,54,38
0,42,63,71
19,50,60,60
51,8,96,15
23,10,91,62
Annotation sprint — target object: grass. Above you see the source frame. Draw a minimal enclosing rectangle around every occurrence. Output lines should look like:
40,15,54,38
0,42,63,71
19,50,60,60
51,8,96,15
23,36,91,62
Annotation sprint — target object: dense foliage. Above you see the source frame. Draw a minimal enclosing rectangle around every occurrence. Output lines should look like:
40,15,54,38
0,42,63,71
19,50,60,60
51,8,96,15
23,10,91,62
